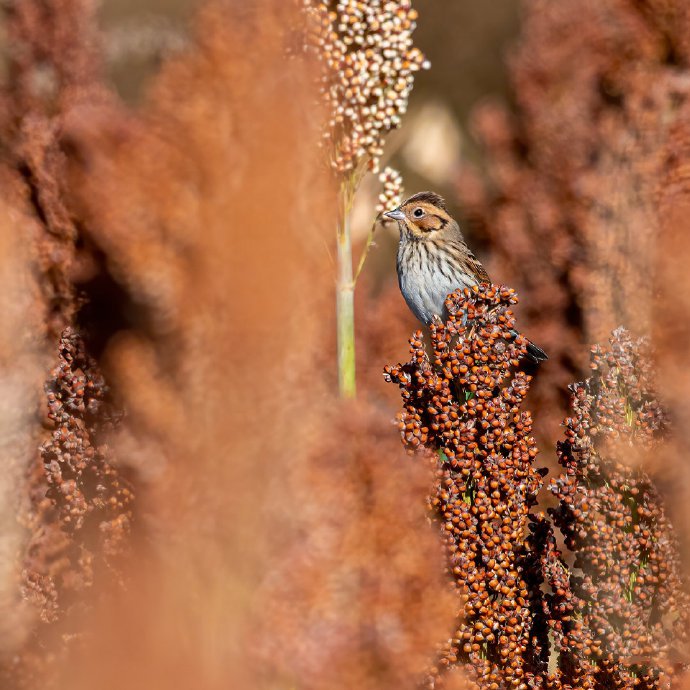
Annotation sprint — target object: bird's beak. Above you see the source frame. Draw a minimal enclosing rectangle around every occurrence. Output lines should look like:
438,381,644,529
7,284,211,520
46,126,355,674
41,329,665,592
382,208,405,222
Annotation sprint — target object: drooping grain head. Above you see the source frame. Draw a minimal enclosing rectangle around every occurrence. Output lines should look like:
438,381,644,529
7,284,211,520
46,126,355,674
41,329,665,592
302,0,429,177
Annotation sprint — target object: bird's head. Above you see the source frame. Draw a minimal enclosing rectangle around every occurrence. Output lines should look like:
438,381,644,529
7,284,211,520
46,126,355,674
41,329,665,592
382,191,458,240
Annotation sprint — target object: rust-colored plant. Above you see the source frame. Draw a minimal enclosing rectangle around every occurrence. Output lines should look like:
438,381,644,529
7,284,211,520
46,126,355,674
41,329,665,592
23,328,132,626
1,2,690,690
454,0,690,444
385,285,547,688
385,293,689,690
252,402,458,690
545,328,688,689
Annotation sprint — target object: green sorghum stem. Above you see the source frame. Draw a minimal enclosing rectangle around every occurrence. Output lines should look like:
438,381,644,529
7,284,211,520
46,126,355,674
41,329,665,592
337,179,356,398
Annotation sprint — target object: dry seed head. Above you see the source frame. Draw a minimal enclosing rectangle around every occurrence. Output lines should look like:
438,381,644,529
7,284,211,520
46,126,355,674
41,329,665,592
23,328,133,623
302,0,429,175
376,165,403,213
547,328,689,686
385,285,546,688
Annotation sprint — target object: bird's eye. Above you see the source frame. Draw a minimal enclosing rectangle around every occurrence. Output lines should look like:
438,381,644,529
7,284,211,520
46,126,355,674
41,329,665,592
413,208,424,218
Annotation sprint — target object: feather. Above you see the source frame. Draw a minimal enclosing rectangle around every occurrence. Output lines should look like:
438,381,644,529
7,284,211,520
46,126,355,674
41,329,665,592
404,191,449,212
464,253,491,283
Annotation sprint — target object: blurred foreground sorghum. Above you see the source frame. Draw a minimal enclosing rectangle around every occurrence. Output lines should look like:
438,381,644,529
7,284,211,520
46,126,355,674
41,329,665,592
0,0,354,688
385,285,547,689
0,0,136,678
302,0,429,175
252,402,458,690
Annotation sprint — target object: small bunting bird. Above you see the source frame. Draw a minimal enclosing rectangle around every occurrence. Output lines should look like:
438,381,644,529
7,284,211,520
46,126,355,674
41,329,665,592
383,191,547,363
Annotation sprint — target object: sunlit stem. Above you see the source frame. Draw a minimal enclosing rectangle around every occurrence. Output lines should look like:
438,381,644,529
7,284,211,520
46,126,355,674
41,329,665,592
337,177,356,398
354,220,377,286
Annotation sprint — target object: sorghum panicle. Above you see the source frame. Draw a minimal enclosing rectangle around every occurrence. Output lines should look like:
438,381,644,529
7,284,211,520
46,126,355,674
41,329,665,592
23,328,133,623
547,328,689,689
376,165,404,214
302,0,429,176
385,285,547,689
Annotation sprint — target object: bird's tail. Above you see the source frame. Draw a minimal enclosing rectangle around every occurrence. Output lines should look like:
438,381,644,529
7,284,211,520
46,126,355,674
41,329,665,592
526,340,548,363
509,329,548,363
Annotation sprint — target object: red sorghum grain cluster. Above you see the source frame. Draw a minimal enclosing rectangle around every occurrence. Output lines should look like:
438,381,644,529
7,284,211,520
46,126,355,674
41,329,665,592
546,328,689,690
22,327,133,623
384,292,689,690
384,284,547,689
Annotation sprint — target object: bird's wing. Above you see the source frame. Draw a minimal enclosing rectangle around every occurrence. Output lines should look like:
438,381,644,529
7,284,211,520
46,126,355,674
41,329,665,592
465,252,491,284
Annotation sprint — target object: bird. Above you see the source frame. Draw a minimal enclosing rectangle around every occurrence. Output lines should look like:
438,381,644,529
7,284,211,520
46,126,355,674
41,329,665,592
383,191,547,364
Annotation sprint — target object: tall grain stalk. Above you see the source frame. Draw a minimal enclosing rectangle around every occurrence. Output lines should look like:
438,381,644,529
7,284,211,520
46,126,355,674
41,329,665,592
302,0,428,397
337,177,356,397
